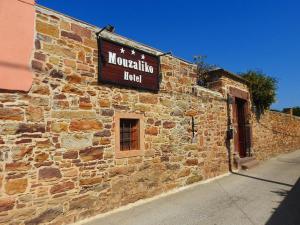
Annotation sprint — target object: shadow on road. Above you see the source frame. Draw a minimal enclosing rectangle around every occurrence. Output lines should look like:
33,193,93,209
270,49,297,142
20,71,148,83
266,178,300,225
231,172,294,187
231,172,300,224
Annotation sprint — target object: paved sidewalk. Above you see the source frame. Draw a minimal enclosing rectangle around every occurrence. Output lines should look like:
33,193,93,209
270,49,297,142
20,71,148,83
79,150,300,225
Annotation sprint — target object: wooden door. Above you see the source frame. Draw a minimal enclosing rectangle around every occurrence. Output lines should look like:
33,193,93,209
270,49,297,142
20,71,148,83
233,98,247,158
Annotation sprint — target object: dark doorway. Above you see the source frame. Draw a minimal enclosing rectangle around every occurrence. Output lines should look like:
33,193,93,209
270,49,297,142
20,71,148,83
234,98,247,158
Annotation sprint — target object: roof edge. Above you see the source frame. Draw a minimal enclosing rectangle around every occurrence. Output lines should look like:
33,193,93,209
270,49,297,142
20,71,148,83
35,4,195,65
207,68,250,85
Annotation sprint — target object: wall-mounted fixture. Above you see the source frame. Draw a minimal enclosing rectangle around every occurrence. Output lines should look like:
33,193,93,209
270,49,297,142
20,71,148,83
192,116,195,138
227,95,234,105
226,94,234,141
191,116,199,143
252,105,257,114
227,129,234,140
158,51,172,57
96,24,115,38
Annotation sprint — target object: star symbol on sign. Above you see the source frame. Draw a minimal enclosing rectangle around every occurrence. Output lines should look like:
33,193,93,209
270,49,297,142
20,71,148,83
131,49,135,55
120,48,125,54
141,54,145,60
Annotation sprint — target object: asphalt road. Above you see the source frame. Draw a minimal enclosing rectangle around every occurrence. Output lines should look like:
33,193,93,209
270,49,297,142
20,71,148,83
79,150,300,225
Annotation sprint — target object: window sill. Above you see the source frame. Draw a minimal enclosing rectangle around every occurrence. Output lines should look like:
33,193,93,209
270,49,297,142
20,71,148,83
115,149,143,159
114,112,145,159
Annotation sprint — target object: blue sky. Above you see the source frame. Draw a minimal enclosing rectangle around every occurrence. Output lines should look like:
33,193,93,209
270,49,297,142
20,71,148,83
37,0,300,110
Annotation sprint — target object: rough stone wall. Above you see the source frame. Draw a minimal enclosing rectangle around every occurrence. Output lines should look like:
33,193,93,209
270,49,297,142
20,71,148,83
1,5,299,225
252,111,300,160
0,7,229,225
220,77,249,94
207,75,249,96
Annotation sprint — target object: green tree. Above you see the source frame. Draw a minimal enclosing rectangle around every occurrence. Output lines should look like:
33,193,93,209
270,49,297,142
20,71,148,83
283,107,300,117
240,70,277,111
194,55,216,87
293,107,300,116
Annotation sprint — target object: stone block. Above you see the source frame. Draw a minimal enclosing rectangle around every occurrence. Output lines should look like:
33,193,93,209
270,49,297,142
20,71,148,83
98,137,109,145
61,134,93,149
184,144,199,151
177,168,191,178
5,178,28,195
24,207,63,225
94,130,111,137
26,106,44,122
133,103,151,112
185,159,198,166
64,59,76,69
61,31,82,42
145,126,159,136
50,181,75,194
0,108,24,121
101,109,114,116
109,166,135,177
63,150,78,159
163,121,176,129
36,139,52,148
79,177,102,186
38,167,62,180
5,162,31,171
60,20,70,31
185,109,198,117
69,196,95,210
12,146,33,160
77,63,90,71
16,123,45,134
186,175,203,185
79,147,103,162
70,119,103,131
83,38,97,48
51,110,96,119
29,96,49,106
0,198,15,212
63,168,78,177
36,20,59,38
34,52,46,61
31,84,50,95
35,153,49,162
71,23,91,38
79,97,93,109
50,69,64,79
78,51,85,62
51,122,69,133
66,74,82,84
62,84,84,95
43,43,76,59
139,94,159,104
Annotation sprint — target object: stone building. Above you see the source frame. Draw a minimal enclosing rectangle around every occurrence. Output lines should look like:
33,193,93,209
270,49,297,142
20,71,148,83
0,1,300,224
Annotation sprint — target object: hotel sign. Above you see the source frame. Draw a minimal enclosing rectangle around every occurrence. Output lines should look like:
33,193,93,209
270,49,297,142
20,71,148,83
98,38,160,92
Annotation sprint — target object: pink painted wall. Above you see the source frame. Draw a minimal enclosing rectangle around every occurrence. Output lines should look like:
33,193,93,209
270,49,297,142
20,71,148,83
0,0,35,91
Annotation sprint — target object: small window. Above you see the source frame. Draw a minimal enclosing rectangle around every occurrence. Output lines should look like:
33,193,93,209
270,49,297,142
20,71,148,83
120,119,139,151
115,112,144,158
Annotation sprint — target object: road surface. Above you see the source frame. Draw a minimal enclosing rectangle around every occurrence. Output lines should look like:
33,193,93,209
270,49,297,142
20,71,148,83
78,150,300,225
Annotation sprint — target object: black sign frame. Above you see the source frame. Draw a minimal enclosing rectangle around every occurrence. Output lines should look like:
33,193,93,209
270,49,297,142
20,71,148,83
98,37,160,92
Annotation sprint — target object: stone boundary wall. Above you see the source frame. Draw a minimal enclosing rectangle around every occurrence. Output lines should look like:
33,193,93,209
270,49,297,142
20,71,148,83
0,5,299,225
252,111,300,160
0,6,229,225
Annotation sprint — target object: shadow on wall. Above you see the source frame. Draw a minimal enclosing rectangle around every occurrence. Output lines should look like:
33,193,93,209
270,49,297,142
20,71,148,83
256,121,300,138
266,178,300,225
253,110,300,138
0,61,30,71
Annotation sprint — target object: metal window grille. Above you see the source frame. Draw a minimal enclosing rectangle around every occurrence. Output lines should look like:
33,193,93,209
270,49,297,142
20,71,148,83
120,119,139,151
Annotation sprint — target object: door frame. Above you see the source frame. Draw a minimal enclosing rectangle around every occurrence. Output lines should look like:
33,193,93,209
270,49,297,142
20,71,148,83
229,87,252,158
